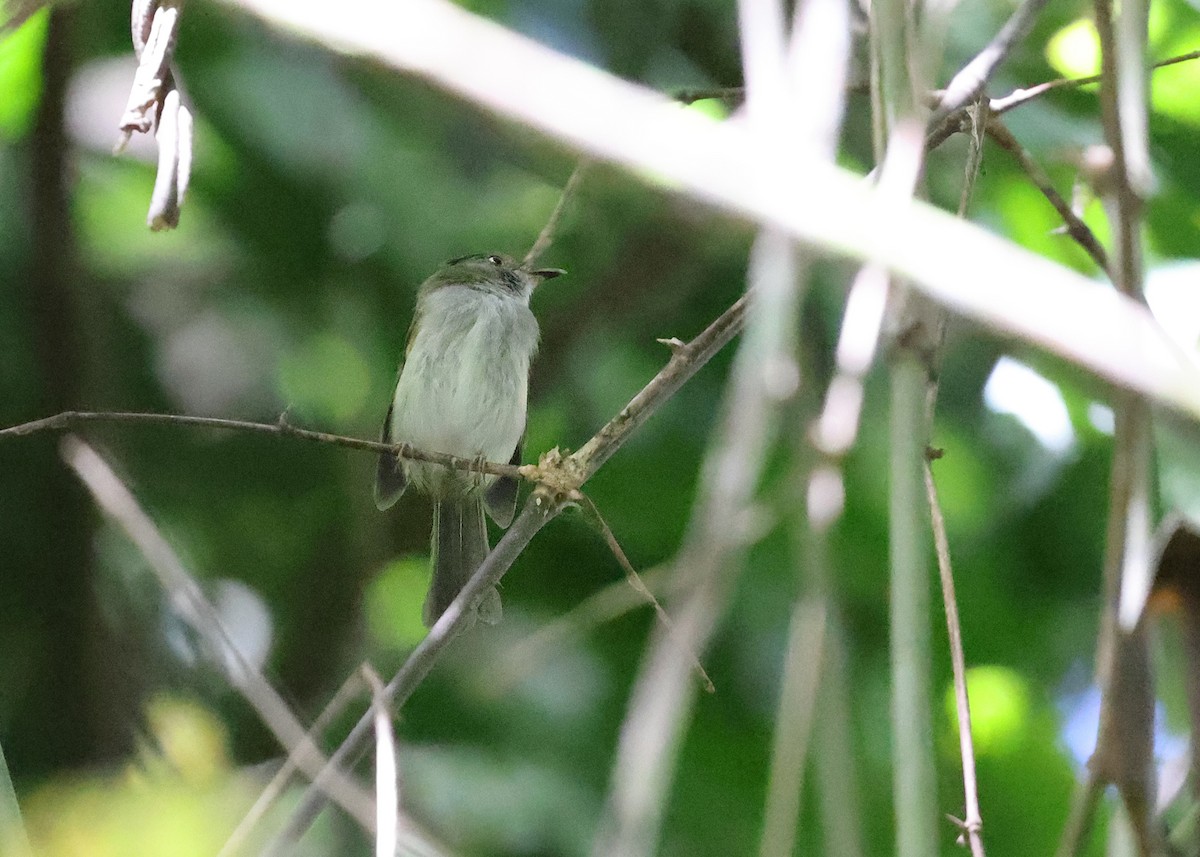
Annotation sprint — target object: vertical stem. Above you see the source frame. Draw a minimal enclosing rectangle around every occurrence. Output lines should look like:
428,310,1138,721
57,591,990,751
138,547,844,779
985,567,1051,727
890,357,936,857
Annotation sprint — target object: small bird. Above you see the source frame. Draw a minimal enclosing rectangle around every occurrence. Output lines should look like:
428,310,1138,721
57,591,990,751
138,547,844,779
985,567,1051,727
375,253,563,627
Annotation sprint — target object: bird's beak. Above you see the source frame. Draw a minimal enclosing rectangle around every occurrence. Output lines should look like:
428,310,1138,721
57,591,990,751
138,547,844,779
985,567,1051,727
531,268,565,281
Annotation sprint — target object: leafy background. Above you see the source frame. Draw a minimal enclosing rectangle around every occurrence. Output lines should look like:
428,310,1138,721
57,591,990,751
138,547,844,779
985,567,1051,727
2,0,1200,854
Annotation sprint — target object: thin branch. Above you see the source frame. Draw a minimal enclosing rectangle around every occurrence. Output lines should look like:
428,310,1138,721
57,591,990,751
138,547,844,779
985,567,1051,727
929,0,1051,123
216,669,368,857
362,665,399,857
984,119,1111,275
590,229,804,857
758,599,828,857
0,410,524,480
1054,771,1105,857
990,47,1200,114
924,457,986,857
576,493,714,693
522,161,588,268
571,294,749,480
675,47,1200,117
59,436,383,837
266,491,565,854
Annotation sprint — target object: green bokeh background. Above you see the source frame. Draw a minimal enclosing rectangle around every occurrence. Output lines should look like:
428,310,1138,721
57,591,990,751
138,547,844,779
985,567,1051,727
2,0,1200,854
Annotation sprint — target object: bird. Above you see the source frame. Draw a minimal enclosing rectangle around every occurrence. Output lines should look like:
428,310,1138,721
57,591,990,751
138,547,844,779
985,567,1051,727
375,253,563,628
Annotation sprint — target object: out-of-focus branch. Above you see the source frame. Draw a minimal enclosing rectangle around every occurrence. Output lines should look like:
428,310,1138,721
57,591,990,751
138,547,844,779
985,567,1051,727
60,437,384,839
211,0,1200,422
265,492,565,855
990,47,1200,113
930,0,1050,122
1078,0,1157,853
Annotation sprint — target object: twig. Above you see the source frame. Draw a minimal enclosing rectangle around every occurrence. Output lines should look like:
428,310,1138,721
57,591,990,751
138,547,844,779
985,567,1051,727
0,410,524,480
990,48,1200,114
984,119,1111,275
362,665,399,857
758,598,827,857
522,161,587,268
484,565,669,697
575,493,714,693
59,436,383,838
265,492,565,854
929,0,1051,123
589,228,803,857
215,669,369,857
572,294,749,480
924,458,986,857
1054,772,1105,857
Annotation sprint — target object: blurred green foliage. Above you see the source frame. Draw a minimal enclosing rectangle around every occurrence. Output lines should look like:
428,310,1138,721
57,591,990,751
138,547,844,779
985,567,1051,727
2,0,1200,855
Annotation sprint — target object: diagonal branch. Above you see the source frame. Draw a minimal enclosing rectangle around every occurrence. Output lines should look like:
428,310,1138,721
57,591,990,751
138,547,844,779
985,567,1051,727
984,119,1111,275
929,0,1051,123
212,0,1200,423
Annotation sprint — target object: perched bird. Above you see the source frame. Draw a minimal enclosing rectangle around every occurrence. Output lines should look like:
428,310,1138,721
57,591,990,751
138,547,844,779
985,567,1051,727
375,253,563,627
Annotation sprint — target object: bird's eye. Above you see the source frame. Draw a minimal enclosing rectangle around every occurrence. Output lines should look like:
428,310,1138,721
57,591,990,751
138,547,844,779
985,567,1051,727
487,255,503,266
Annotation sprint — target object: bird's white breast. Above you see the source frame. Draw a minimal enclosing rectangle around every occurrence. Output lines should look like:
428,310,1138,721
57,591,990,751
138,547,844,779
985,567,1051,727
390,284,538,493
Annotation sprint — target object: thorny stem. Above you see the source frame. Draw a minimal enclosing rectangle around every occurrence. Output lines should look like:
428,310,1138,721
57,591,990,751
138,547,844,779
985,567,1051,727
924,458,986,857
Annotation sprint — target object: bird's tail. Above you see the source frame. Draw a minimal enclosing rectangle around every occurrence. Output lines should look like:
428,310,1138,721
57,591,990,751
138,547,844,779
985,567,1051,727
424,497,501,627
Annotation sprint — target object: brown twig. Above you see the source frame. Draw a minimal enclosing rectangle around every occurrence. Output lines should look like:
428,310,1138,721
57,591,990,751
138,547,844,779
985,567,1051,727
523,161,588,268
984,119,1112,275
924,457,986,857
0,410,524,480
575,492,714,693
929,0,1051,123
60,436,382,838
990,48,1200,114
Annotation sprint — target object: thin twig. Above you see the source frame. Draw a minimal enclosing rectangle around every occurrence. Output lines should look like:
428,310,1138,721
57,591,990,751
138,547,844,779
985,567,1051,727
362,665,399,857
984,119,1111,275
990,48,1200,114
929,0,1051,123
215,669,368,857
571,294,749,480
265,492,565,854
522,161,588,268
924,458,986,857
575,492,714,693
758,598,828,857
1054,772,1105,857
589,228,804,857
0,410,524,480
59,437,383,837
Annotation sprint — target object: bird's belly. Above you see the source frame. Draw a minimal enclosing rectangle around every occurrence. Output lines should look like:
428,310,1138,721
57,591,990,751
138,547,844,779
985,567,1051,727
389,306,532,493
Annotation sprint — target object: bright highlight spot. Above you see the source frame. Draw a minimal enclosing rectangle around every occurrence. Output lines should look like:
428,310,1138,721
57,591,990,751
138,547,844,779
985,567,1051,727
984,357,1076,454
945,665,1030,756
1046,18,1100,78
1146,262,1200,353
1087,402,1115,435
